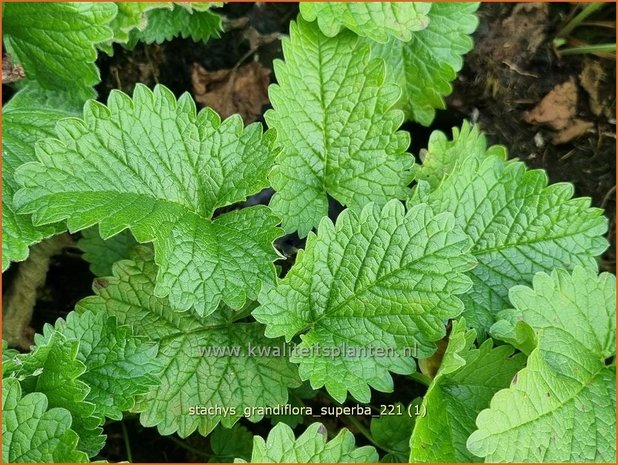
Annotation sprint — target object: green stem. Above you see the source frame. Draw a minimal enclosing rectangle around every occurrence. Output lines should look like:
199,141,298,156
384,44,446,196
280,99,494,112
120,420,133,463
168,436,211,459
557,2,606,38
559,43,616,56
408,372,432,387
344,415,399,456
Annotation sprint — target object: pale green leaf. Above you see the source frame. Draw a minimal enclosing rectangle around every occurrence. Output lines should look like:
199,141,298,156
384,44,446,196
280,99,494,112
2,378,88,463
468,267,616,462
410,130,609,336
254,200,474,403
266,18,414,237
410,319,525,462
35,310,161,421
370,3,479,125
5,332,104,457
3,2,116,100
76,250,300,438
370,401,419,462
79,227,139,276
236,422,378,463
14,84,282,317
299,2,431,43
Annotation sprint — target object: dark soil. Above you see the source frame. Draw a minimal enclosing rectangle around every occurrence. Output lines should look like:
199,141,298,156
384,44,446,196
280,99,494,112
3,2,615,462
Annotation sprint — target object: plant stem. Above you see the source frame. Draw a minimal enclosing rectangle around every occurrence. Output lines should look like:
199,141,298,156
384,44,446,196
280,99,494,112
120,420,133,463
559,43,616,56
408,372,432,387
167,436,211,459
344,415,399,456
557,2,606,38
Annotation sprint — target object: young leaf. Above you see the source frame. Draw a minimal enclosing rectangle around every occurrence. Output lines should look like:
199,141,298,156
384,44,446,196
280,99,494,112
236,422,379,463
254,200,474,403
410,319,525,462
208,424,254,463
2,378,88,463
299,2,431,43
370,3,479,125
266,18,415,237
467,267,616,462
79,227,138,276
129,3,222,45
370,401,419,462
34,310,161,422
410,134,608,336
14,84,281,316
2,92,77,271
5,332,104,457
76,250,301,438
3,2,116,100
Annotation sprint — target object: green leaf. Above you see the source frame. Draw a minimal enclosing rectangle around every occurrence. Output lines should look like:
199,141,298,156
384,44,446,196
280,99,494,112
208,424,254,463
266,18,415,237
369,3,479,125
2,378,88,463
129,4,222,45
254,200,474,403
2,87,79,271
299,2,431,43
3,2,116,100
467,267,616,462
76,250,300,438
79,227,139,276
410,319,525,462
35,310,161,421
413,121,507,190
14,84,282,317
5,332,104,457
108,3,168,45
236,422,379,463
410,131,609,336
370,401,419,462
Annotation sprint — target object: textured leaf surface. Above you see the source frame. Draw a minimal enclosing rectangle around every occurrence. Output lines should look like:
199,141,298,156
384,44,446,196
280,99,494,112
237,422,378,463
410,132,608,336
79,227,138,276
2,378,88,463
130,4,222,44
3,2,116,100
15,84,281,316
370,401,418,462
370,3,479,125
299,2,431,42
2,86,80,271
410,319,525,462
266,18,414,237
4,333,104,457
35,310,160,421
208,424,254,462
76,250,300,438
468,267,616,462
254,201,474,403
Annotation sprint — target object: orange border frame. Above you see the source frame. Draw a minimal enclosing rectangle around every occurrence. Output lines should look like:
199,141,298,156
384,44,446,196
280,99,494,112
0,1,615,464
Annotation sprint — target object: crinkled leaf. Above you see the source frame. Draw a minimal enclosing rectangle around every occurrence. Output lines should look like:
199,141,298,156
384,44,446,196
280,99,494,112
2,87,78,271
129,4,222,45
370,401,419,462
79,227,138,276
410,319,525,462
299,2,431,43
410,129,609,336
3,2,116,100
35,310,161,421
208,424,254,463
236,422,378,463
76,250,300,438
2,378,88,463
5,332,104,457
2,340,21,377
14,84,282,316
370,3,479,125
468,267,616,462
254,200,474,403
266,18,414,237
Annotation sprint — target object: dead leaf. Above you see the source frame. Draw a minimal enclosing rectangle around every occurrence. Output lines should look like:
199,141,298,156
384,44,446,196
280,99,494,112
2,52,25,84
191,62,271,124
579,58,612,119
551,118,594,144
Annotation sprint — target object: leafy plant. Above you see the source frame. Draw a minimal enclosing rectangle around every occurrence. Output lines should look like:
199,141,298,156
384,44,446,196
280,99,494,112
2,2,615,464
